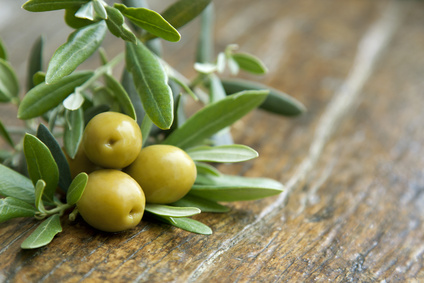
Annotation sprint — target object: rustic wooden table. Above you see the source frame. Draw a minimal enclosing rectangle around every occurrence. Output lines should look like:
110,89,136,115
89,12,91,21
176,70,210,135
1,0,424,282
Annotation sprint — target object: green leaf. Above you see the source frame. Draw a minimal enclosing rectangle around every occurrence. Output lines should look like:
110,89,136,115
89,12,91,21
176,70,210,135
171,194,229,213
0,37,8,60
0,197,36,223
104,73,136,120
164,216,212,235
145,204,201,217
18,71,93,120
24,134,59,203
160,0,211,32
220,79,306,116
209,73,226,103
46,21,106,84
196,3,214,63
32,71,46,86
64,108,84,159
0,164,35,204
0,119,14,149
34,179,47,212
187,144,258,163
190,174,284,202
163,90,268,149
105,6,137,43
66,172,88,205
22,0,89,12
21,214,62,249
115,4,180,42
27,36,44,91
37,124,72,192
64,6,94,29
92,0,107,19
75,1,95,20
125,41,173,129
0,58,19,103
231,52,268,75
140,115,153,147
121,69,145,125
195,162,221,177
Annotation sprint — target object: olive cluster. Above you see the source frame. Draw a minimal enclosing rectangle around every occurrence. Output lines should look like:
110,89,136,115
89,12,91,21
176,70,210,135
69,112,197,232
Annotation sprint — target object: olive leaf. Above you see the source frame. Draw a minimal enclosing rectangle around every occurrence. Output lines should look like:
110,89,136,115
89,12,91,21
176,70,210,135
196,3,214,63
92,0,107,19
27,35,44,91
66,172,88,206
37,124,73,192
0,119,14,149
18,71,93,120
46,21,106,84
0,58,19,103
145,204,201,218
64,108,84,160
0,164,35,204
190,174,284,202
75,1,95,20
24,134,59,203
231,52,268,75
104,73,136,120
163,90,268,149
160,216,212,235
187,145,258,163
0,197,36,223
121,69,145,125
22,0,89,12
21,214,62,249
34,179,47,213
195,162,221,177
171,194,229,213
220,79,306,116
126,40,174,129
115,4,180,42
105,6,137,43
64,6,94,29
0,37,8,60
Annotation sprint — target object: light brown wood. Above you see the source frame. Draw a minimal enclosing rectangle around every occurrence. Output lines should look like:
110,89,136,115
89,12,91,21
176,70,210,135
1,0,424,281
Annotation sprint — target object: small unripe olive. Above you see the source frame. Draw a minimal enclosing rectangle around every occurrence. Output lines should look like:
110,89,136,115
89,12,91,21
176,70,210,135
77,170,146,232
82,112,142,169
125,145,197,204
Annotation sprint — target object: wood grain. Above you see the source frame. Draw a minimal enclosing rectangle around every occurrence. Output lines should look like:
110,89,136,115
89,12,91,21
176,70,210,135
1,0,424,282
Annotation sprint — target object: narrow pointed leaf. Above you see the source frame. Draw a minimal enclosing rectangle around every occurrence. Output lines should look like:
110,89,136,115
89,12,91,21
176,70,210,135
66,172,88,205
196,3,214,63
0,120,14,149
0,197,36,223
231,52,268,75
220,79,306,116
121,69,145,125
105,6,137,43
75,1,95,20
34,179,46,212
0,164,35,204
22,0,89,12
166,217,212,234
27,36,44,90
24,134,59,203
171,194,229,213
0,58,19,102
163,90,268,149
37,124,73,192
104,73,136,120
115,4,180,42
191,174,284,202
126,41,173,129
187,145,258,163
64,108,84,159
21,214,62,249
161,0,211,31
145,204,201,218
65,6,94,29
46,21,106,84
18,71,93,120
195,162,221,177
92,0,107,19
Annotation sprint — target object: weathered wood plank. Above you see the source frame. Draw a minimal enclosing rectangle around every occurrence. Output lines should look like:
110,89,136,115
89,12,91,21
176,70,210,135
1,0,424,282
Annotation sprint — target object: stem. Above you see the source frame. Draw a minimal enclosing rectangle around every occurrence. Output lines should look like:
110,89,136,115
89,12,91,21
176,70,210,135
35,203,73,220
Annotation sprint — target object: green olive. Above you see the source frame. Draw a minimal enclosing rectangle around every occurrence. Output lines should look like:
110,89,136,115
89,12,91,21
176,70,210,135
82,112,142,169
125,145,197,204
77,170,145,232
64,145,99,179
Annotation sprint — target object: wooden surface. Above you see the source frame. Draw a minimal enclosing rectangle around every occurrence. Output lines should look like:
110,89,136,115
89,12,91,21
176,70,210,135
1,0,424,281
